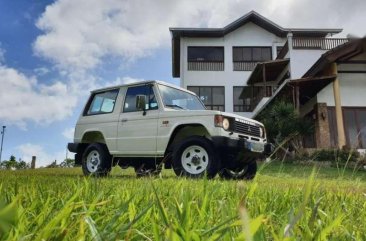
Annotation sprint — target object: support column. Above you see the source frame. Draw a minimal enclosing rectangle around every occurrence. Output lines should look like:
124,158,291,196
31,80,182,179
314,103,331,148
295,86,300,112
330,63,346,148
262,64,266,96
31,156,36,169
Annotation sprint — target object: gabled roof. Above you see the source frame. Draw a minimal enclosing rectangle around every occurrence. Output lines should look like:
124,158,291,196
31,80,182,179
304,38,366,77
170,11,342,77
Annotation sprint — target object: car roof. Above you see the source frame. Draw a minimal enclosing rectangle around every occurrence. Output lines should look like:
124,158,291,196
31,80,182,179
91,80,197,95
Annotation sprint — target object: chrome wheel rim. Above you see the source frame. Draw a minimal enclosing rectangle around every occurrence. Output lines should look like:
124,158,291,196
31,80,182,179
181,145,209,175
86,150,100,173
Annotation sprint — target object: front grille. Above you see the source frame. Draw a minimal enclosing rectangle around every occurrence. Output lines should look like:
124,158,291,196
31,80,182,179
234,120,261,137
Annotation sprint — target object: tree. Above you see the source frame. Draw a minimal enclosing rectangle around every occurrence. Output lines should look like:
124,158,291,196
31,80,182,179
0,155,30,170
17,160,30,169
60,158,75,168
46,160,58,168
257,101,314,155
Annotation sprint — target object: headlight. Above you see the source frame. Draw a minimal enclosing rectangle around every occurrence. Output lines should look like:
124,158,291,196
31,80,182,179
214,115,232,131
259,126,266,138
222,118,230,131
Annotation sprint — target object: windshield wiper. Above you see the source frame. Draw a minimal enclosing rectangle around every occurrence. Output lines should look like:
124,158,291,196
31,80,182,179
165,104,186,110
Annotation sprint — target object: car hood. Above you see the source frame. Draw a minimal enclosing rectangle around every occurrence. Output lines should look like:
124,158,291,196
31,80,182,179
161,109,264,126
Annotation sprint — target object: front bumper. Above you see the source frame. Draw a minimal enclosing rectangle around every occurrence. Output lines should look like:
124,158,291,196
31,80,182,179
67,142,83,166
67,142,79,153
211,136,273,158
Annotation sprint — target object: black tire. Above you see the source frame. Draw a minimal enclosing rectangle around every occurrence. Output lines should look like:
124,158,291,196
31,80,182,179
134,163,162,178
172,136,220,178
219,161,257,180
82,143,112,176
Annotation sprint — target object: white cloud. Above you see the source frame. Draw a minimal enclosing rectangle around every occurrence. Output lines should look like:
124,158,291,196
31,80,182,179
33,0,255,72
0,64,77,128
34,67,50,76
17,143,68,167
34,0,366,75
0,44,5,63
62,127,74,140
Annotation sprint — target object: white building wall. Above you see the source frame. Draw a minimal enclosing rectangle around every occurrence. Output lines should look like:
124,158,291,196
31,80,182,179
180,22,286,117
289,49,327,78
317,72,366,106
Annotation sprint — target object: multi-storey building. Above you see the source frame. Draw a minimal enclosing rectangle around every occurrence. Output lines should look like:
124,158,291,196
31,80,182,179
170,11,343,117
171,11,366,150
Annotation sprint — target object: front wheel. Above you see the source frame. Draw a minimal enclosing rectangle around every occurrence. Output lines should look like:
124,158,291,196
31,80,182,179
172,136,220,178
82,143,112,176
219,161,257,180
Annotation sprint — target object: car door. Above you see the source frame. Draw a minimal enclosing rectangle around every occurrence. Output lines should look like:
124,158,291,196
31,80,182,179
117,84,160,155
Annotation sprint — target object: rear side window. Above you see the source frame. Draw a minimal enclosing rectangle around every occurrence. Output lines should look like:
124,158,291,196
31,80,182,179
85,89,119,115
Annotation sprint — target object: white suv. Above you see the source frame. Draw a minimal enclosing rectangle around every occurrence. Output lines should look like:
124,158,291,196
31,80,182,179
68,81,272,179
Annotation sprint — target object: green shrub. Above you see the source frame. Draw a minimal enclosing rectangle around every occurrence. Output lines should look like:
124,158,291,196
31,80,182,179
311,149,359,163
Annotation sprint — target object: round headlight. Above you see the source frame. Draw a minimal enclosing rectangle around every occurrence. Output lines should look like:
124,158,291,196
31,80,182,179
259,126,265,138
222,118,230,131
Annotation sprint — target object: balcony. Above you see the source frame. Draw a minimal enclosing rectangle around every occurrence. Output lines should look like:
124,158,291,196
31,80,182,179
239,86,270,112
187,61,224,71
233,61,258,71
277,37,349,59
293,37,349,50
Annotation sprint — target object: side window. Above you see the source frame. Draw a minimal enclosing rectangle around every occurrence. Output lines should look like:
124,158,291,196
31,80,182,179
123,85,159,112
85,89,119,115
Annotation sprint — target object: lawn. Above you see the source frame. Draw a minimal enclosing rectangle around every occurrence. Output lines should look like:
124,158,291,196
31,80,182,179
0,162,365,240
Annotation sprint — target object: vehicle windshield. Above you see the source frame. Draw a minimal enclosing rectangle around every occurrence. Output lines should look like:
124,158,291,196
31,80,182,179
158,84,206,110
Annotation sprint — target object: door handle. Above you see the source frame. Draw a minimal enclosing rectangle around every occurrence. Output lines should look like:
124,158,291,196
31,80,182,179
121,118,128,123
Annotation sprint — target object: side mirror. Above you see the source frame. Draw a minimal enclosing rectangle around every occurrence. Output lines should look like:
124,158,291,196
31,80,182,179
136,95,147,111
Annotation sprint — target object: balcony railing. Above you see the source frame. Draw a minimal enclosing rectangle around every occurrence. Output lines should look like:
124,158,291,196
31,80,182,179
188,61,224,71
276,41,289,59
234,105,251,112
250,87,266,112
233,61,258,71
292,37,349,50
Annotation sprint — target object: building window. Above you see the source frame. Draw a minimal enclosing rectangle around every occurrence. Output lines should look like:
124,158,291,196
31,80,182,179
187,86,225,111
233,87,251,112
328,107,366,148
233,47,272,71
343,108,366,148
187,47,224,71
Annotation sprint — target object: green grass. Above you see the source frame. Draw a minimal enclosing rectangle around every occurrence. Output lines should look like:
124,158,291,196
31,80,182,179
0,162,365,240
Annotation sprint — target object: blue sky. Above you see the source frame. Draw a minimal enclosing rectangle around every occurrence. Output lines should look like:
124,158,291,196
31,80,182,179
0,0,365,166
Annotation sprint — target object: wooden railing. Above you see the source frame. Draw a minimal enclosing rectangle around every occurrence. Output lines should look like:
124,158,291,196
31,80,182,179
276,41,289,59
188,61,224,71
250,87,266,112
234,105,251,112
233,61,258,71
292,38,349,50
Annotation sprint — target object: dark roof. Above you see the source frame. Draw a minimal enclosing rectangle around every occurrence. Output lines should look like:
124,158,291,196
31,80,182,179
252,75,336,118
170,11,342,77
304,38,366,77
246,59,290,85
289,75,336,105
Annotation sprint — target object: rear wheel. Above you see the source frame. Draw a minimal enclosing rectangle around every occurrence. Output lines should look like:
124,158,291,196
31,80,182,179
219,161,257,180
172,136,219,178
82,143,112,176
